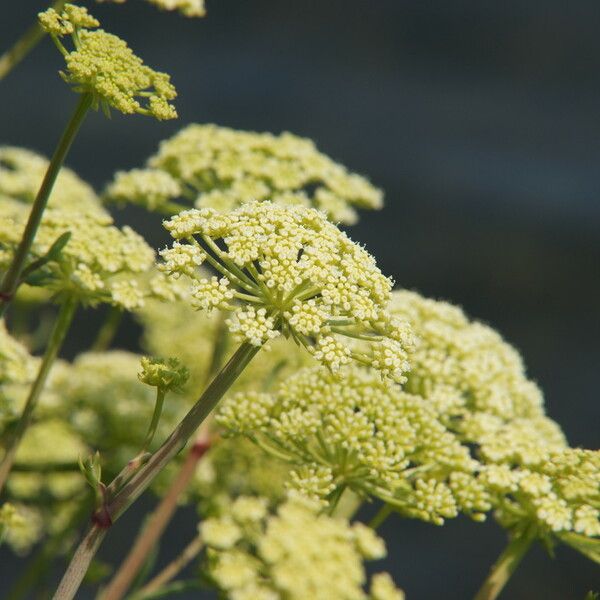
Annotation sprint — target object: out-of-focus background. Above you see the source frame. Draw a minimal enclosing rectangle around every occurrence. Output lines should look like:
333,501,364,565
1,1,599,598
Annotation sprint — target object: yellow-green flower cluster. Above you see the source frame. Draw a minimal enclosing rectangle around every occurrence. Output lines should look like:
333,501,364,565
0,146,104,217
39,4,177,119
201,493,403,600
104,124,382,223
160,202,413,381
0,202,155,309
480,448,599,559
98,0,206,18
218,366,485,524
388,290,565,456
389,290,600,558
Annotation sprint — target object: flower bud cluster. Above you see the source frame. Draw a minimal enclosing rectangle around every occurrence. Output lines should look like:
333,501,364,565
160,202,413,382
138,356,189,393
49,352,189,467
104,124,382,223
39,4,177,119
201,493,403,600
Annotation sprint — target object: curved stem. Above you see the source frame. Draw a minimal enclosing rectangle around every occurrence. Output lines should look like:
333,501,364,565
0,294,78,492
53,342,261,600
0,92,92,317
473,525,537,600
141,389,166,453
0,0,67,82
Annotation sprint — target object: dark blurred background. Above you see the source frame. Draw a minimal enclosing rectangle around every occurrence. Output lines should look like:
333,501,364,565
1,0,599,597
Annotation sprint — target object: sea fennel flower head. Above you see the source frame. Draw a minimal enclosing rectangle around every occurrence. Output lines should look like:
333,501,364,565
160,202,413,382
104,124,382,223
39,4,177,119
217,366,486,524
388,290,567,458
201,493,404,600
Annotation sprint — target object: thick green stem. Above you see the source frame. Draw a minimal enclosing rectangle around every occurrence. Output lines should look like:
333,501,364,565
473,525,537,600
0,294,78,492
0,0,67,82
0,92,92,317
53,342,260,600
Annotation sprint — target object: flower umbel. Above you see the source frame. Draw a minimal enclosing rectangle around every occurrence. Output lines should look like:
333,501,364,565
104,124,382,223
201,494,403,600
218,366,482,524
160,202,413,381
39,4,177,119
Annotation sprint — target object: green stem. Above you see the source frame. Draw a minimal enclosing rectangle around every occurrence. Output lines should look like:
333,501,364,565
473,525,537,600
142,389,166,452
0,0,67,82
91,307,123,352
0,92,92,317
53,342,261,600
0,294,78,492
368,504,393,530
326,485,347,515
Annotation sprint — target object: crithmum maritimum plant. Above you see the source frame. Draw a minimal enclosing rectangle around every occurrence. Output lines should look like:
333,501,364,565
0,3,597,600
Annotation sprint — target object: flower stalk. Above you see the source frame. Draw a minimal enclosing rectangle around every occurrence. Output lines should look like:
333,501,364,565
473,525,537,600
0,92,92,317
53,341,260,600
0,294,78,492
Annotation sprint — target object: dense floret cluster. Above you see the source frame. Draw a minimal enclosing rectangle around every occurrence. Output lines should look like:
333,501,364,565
39,4,177,119
104,124,382,223
218,366,483,524
201,494,404,600
160,202,413,381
